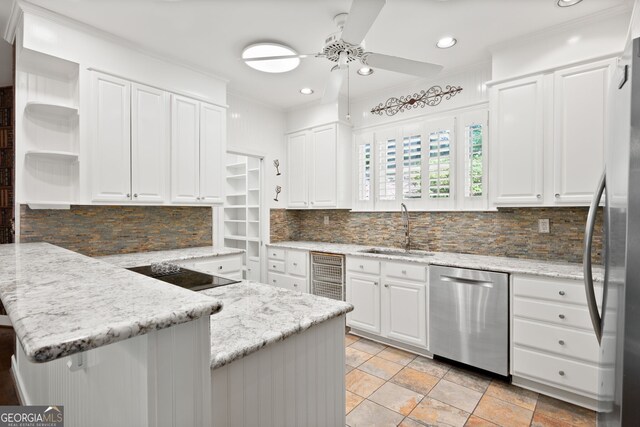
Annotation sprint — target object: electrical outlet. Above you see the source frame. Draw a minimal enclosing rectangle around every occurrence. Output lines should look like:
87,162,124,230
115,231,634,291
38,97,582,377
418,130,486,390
324,215,329,225
538,219,550,233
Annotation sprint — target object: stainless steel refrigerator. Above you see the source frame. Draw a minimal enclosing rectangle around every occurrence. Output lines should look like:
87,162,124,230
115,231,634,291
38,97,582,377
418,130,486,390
583,35,640,426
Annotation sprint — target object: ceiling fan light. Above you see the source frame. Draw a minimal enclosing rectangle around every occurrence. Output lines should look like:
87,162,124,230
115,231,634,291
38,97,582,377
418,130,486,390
242,43,300,73
299,88,314,95
357,67,374,76
557,0,583,6
436,36,457,49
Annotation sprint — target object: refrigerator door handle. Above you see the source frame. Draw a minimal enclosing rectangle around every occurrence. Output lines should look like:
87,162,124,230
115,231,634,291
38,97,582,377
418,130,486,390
584,171,606,344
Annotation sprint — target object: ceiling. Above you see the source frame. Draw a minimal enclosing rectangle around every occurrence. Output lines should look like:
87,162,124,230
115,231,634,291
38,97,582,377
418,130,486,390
0,0,632,109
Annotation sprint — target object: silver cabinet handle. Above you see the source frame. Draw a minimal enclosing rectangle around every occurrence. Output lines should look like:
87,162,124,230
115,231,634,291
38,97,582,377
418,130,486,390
555,193,560,198
559,314,565,319
559,291,565,296
558,340,565,345
559,370,565,376
294,283,298,287
536,194,542,199
402,270,407,275
373,282,378,286
359,265,364,269
133,193,138,198
126,193,131,198
218,266,223,270
584,171,605,344
293,262,298,266
384,284,389,288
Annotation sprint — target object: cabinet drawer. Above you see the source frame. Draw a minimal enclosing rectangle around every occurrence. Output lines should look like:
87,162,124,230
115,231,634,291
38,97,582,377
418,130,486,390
268,260,286,273
267,247,286,260
267,272,288,289
513,275,600,306
513,318,600,364
179,256,242,275
513,347,599,396
287,250,308,277
347,257,380,275
385,262,426,282
513,297,594,331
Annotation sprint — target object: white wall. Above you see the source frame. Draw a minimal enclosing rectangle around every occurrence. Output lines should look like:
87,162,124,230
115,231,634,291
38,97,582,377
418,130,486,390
226,92,286,232
0,39,11,87
491,11,629,82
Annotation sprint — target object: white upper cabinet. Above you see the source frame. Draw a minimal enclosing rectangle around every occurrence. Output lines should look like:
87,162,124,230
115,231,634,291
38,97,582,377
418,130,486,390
131,83,169,203
286,131,308,208
171,95,201,203
91,72,131,202
286,123,351,209
553,60,611,204
309,124,338,207
490,75,545,205
199,102,225,204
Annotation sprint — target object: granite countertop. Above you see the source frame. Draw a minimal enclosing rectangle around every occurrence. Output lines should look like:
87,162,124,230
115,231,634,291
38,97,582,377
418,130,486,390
0,243,223,363
200,281,353,369
98,246,244,268
267,241,605,282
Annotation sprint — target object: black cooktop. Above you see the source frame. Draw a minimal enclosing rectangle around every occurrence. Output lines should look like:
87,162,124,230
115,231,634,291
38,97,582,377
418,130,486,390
127,265,240,291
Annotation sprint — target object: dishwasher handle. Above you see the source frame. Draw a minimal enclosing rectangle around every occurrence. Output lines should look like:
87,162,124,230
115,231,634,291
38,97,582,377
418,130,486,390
440,275,494,288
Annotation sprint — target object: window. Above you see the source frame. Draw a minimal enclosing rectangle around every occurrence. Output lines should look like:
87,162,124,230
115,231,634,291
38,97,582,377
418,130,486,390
357,143,372,201
378,137,397,201
464,123,483,197
428,129,451,199
402,135,422,199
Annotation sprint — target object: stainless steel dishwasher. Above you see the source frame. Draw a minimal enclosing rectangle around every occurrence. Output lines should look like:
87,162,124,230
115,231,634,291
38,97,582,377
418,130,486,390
429,265,509,376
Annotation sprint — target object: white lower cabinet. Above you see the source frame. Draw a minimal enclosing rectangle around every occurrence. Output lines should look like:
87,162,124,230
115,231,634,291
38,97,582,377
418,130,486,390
382,280,427,348
267,247,309,293
511,274,612,409
346,256,427,349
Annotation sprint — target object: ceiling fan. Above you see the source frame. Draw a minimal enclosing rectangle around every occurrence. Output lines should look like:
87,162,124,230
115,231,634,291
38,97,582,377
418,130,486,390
242,0,443,104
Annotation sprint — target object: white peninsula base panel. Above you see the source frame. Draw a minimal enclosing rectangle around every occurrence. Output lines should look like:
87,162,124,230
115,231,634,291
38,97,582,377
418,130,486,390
12,316,212,427
211,316,346,427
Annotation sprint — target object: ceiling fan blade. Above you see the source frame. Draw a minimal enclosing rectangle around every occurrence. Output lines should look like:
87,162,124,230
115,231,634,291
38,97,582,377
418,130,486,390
362,53,443,77
322,66,347,104
341,0,386,46
242,53,318,62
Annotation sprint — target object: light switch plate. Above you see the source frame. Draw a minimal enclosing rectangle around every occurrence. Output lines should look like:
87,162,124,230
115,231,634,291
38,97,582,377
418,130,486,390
324,215,329,225
538,219,550,233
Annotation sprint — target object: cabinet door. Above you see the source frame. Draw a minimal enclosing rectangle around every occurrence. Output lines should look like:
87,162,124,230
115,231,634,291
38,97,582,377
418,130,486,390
382,280,427,347
91,72,131,201
309,124,337,208
286,131,309,208
490,75,545,205
553,60,610,204
131,83,169,203
199,103,225,204
171,95,200,203
346,273,381,334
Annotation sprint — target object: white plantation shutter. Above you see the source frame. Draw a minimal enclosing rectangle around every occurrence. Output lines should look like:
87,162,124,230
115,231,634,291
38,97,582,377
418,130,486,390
377,135,397,202
425,117,455,209
464,123,483,197
358,143,372,201
402,134,422,200
457,109,489,210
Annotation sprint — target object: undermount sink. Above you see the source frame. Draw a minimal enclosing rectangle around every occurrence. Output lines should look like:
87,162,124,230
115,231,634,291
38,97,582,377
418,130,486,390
359,248,435,258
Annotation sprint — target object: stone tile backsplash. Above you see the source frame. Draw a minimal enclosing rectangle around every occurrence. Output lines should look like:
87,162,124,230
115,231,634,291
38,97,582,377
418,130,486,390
20,205,213,257
270,208,603,264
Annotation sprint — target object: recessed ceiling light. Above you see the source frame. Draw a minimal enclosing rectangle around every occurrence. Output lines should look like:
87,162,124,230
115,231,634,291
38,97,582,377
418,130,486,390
436,36,457,49
242,43,300,73
557,0,583,7
357,67,374,76
299,88,314,95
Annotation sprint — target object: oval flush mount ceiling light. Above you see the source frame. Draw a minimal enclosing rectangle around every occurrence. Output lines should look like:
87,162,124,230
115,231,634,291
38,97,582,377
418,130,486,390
242,43,300,73
357,67,374,76
436,36,457,49
299,88,314,95
557,0,583,7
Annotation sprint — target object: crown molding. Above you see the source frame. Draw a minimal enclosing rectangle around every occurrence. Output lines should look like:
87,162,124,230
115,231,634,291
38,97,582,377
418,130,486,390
488,3,632,53
14,0,230,84
3,0,22,43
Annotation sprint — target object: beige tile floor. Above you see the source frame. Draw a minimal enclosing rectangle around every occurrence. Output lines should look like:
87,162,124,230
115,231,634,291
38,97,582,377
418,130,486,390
344,334,596,427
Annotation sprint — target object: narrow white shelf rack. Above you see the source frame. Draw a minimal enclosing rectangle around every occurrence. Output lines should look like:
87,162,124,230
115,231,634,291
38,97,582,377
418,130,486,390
25,150,79,161
25,101,78,118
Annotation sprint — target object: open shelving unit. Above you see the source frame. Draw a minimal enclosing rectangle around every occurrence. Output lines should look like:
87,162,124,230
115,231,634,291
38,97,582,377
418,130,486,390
223,153,262,281
0,86,14,245
17,48,80,209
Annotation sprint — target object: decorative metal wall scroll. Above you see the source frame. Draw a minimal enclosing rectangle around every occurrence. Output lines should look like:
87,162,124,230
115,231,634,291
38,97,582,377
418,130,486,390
274,185,282,202
273,159,281,176
371,85,463,117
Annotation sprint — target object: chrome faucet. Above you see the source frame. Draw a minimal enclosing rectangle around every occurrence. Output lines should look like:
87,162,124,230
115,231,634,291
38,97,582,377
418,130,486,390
400,203,410,251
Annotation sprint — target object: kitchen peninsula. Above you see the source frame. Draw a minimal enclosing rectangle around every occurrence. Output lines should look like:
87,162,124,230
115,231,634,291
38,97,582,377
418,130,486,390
0,243,352,427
